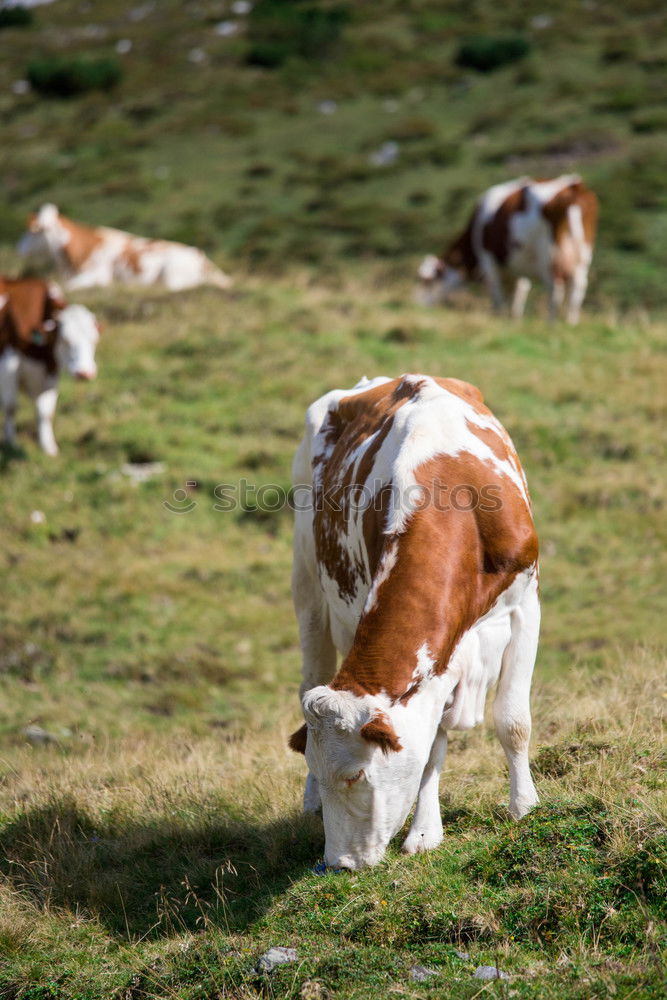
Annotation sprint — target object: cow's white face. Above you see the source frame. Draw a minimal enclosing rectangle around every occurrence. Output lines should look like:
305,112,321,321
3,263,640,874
302,686,433,869
17,204,67,263
56,304,100,380
416,255,465,306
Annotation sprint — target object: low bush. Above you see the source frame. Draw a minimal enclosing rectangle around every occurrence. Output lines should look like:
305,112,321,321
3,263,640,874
246,0,349,68
0,5,33,29
27,56,122,97
455,34,530,73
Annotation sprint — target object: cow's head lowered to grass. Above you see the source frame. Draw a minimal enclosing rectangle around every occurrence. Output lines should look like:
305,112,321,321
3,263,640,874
292,681,447,870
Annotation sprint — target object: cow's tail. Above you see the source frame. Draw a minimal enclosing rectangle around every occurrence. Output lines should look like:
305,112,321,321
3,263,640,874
204,258,233,289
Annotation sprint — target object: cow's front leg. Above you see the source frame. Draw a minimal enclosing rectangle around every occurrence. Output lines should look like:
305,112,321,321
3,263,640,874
511,277,532,319
402,728,447,854
0,350,20,447
292,539,337,814
479,254,506,313
35,386,59,456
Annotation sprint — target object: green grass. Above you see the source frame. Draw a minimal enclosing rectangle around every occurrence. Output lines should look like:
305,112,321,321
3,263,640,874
0,272,666,998
0,1,666,997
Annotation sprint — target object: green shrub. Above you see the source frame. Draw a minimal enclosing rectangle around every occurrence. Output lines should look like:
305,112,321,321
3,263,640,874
27,55,122,97
0,5,33,29
455,34,530,73
246,0,349,68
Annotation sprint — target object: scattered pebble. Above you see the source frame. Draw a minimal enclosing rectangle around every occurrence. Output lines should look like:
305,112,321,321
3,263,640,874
231,0,252,13
128,2,155,21
120,462,165,485
454,949,471,961
215,20,239,36
382,98,400,113
22,725,58,746
473,965,511,981
12,80,30,96
369,141,399,166
317,100,338,115
410,965,439,982
115,38,133,54
256,946,297,973
188,48,207,64
30,510,46,524
530,14,554,29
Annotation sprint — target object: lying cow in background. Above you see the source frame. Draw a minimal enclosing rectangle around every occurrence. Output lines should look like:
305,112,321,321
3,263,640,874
0,277,99,455
18,203,232,292
418,175,598,324
289,374,540,869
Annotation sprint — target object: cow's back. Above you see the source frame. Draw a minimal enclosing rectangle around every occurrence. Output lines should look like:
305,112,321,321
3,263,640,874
299,375,537,691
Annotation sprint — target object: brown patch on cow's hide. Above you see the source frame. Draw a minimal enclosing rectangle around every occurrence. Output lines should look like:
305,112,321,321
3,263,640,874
58,215,104,270
443,211,478,277
288,722,308,754
360,711,402,754
312,377,426,605
0,277,64,373
482,186,528,265
328,391,537,703
118,242,144,276
542,182,599,279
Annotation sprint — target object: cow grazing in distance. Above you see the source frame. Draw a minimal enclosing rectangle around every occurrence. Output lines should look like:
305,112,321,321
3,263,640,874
0,277,99,455
289,374,540,869
418,175,598,323
17,204,232,292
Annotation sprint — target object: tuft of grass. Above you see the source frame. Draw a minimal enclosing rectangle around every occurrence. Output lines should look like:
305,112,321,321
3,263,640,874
455,35,531,73
27,56,122,98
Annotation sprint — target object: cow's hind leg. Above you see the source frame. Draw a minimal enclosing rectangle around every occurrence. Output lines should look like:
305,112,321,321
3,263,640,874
493,573,540,819
402,728,447,854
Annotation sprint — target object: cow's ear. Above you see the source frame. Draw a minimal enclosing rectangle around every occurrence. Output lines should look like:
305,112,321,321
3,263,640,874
288,723,308,754
360,712,402,754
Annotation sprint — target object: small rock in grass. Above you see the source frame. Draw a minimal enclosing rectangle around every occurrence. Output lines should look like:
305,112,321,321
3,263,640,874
215,20,239,36
410,965,439,982
256,946,297,973
454,949,470,961
473,965,511,980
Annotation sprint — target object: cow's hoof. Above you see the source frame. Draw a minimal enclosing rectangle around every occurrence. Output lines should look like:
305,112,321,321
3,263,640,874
401,829,443,855
509,793,539,820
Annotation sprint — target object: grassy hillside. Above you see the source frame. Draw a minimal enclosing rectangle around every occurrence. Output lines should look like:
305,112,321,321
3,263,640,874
1,1,666,998
1,1,667,307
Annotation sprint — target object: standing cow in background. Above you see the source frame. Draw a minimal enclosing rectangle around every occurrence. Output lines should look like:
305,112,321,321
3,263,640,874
17,204,232,292
289,374,540,869
418,175,598,324
0,277,99,455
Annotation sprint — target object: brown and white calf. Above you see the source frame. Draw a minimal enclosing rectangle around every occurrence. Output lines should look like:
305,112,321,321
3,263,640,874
289,374,540,869
18,204,232,292
418,175,598,323
0,277,99,455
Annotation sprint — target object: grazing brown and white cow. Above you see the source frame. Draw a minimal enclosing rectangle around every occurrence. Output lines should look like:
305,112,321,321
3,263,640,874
0,277,99,455
418,175,598,323
17,204,232,292
289,375,540,869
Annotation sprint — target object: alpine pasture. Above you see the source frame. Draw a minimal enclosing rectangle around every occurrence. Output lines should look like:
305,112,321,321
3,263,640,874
0,2,666,998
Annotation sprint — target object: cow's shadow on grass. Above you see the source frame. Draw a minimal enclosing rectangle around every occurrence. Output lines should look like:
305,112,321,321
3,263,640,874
0,801,323,939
